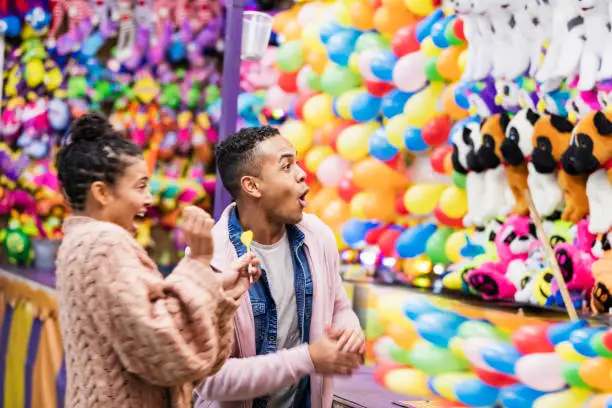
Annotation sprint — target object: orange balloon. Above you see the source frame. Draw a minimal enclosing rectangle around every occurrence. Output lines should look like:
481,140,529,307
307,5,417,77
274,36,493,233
306,51,328,75
319,198,350,230
436,46,463,82
442,83,468,121
363,189,397,222
381,0,404,8
373,5,417,37
386,320,418,349
350,0,375,31
283,20,302,41
443,153,454,175
352,158,408,193
316,119,346,145
580,358,612,391
305,186,338,215
272,11,294,34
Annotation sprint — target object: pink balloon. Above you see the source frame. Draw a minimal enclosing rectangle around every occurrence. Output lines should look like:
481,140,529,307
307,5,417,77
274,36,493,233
316,154,350,187
358,49,379,82
265,85,295,111
462,338,497,371
393,51,427,93
296,66,313,94
515,353,566,392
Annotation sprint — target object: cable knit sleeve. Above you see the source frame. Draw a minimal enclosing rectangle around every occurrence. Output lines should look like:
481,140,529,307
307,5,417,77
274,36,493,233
82,229,240,387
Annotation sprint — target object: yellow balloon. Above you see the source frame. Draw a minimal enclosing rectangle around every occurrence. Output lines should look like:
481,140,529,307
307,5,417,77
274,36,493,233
348,53,360,74
439,185,468,218
404,83,444,128
303,93,335,128
384,369,431,397
403,184,446,215
458,49,468,74
305,146,334,173
404,0,435,16
533,388,592,408
448,336,466,359
420,37,443,57
335,89,361,120
331,2,352,26
301,24,325,54
385,114,411,148
280,120,314,158
350,191,369,219
337,122,379,161
555,341,588,363
445,231,468,263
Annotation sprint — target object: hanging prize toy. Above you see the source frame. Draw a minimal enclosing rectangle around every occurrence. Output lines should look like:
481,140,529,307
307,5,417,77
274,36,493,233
176,110,193,156
81,0,117,57
186,13,222,66
123,0,152,70
0,13,22,119
0,144,30,183
47,96,71,134
1,97,25,144
43,59,63,92
23,2,52,36
115,0,135,62
194,111,214,163
1,211,34,266
18,98,52,159
157,107,178,161
133,69,160,105
131,106,150,147
148,0,173,65
47,0,94,55
167,0,189,63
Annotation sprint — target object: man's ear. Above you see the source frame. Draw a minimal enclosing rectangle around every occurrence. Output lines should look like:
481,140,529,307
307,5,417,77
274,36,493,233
90,181,112,206
240,175,262,198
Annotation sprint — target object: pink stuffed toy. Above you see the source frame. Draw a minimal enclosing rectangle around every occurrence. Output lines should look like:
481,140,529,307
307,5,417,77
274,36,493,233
466,215,539,300
1,100,24,144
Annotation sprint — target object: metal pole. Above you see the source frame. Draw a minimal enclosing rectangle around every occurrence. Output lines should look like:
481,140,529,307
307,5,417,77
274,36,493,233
214,0,246,220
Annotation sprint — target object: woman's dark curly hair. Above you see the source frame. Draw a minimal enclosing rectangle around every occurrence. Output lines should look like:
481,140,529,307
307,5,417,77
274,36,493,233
55,112,143,211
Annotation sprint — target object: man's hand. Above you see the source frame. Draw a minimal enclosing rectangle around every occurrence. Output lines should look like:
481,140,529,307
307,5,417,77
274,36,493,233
326,326,365,354
308,335,361,376
223,253,261,300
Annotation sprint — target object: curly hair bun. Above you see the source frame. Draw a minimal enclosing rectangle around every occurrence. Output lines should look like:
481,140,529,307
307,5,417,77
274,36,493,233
70,112,117,143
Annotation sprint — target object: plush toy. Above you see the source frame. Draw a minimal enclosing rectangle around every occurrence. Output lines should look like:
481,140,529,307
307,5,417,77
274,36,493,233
450,0,492,81
529,114,587,222
465,77,505,118
494,79,522,113
537,1,583,85
500,108,540,215
566,88,601,124
0,216,34,266
451,118,487,227
466,215,538,300
514,241,549,304
487,0,525,79
477,113,516,220
562,110,612,234
521,0,553,77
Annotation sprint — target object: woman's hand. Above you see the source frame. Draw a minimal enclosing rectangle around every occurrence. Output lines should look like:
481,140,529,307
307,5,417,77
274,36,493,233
223,253,261,300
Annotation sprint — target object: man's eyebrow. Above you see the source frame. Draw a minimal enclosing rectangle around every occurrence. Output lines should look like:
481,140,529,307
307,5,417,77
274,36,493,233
279,152,296,162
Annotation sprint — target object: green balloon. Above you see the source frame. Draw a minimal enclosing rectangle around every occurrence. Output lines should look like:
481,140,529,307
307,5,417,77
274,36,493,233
458,321,505,341
321,64,362,97
590,333,612,358
365,310,385,340
561,362,591,389
426,227,453,264
276,41,305,73
425,56,445,82
355,32,390,53
452,171,467,189
444,22,464,46
408,341,468,375
388,341,412,365
306,70,322,91
206,85,221,105
67,76,88,99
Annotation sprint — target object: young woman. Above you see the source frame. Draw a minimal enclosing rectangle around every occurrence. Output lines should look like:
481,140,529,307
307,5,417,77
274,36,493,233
54,112,259,408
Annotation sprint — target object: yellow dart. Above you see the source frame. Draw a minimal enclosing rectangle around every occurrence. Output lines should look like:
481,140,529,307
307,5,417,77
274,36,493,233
240,230,254,283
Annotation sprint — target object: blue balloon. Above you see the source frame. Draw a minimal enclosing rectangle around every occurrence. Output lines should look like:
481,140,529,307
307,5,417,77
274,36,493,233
2,16,22,37
395,223,437,258
499,384,545,408
453,82,471,110
332,98,341,118
547,320,589,345
415,9,444,43
455,379,499,407
606,395,612,408
414,312,467,348
381,89,412,118
319,20,343,44
341,219,378,247
431,17,452,49
403,296,439,320
350,92,382,122
403,127,428,152
369,128,398,161
168,41,186,62
481,343,522,375
370,50,397,82
569,327,606,358
327,31,360,66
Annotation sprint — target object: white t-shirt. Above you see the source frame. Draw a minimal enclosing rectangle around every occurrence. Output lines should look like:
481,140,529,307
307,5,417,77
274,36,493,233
251,233,301,408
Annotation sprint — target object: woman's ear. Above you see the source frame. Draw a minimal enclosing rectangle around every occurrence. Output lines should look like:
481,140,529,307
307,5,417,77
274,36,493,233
90,181,112,207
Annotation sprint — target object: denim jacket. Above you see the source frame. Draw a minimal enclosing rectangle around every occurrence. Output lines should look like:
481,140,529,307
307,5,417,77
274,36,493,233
227,208,313,408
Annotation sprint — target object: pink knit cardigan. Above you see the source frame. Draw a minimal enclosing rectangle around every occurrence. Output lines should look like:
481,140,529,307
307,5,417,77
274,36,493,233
55,216,239,408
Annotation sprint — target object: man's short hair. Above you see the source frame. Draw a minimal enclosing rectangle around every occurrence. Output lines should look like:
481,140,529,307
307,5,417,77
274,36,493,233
215,126,280,198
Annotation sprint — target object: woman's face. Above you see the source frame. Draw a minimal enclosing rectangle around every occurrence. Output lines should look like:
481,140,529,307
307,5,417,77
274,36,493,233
100,157,153,235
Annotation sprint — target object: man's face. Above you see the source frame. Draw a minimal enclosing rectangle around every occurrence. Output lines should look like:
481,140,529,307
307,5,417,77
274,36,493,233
248,135,310,224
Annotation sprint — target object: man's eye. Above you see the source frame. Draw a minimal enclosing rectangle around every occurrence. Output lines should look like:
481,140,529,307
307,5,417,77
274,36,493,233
283,164,291,170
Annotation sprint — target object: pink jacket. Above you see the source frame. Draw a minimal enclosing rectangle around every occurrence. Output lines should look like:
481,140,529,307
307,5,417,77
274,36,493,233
194,204,361,408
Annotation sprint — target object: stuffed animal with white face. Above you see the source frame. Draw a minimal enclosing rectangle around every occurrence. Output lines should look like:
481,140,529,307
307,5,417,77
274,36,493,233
450,0,492,81
538,0,584,84
521,0,554,77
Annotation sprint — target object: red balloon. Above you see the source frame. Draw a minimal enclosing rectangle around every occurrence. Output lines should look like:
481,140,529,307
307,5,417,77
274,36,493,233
430,145,453,174
391,23,420,57
365,225,388,245
434,206,464,228
365,79,395,97
511,324,555,355
422,116,452,146
378,229,402,257
293,92,316,120
278,71,299,93
395,195,409,215
473,367,517,388
454,18,466,42
373,364,404,386
338,175,361,202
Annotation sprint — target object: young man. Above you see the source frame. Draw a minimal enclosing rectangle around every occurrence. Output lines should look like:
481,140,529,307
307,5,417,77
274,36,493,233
194,126,364,408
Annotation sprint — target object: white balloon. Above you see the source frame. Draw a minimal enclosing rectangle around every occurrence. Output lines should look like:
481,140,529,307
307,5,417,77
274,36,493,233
317,154,350,187
393,51,427,93
297,3,321,26
515,353,566,392
296,66,313,94
461,337,497,370
357,49,379,82
265,85,295,111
